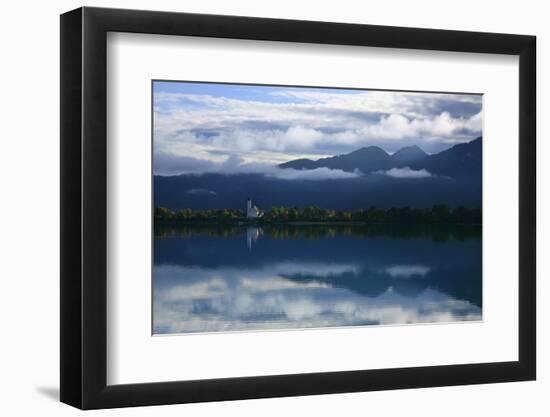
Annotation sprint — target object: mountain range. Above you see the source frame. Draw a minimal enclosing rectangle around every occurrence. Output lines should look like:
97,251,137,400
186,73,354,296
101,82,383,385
154,137,482,210
280,136,481,178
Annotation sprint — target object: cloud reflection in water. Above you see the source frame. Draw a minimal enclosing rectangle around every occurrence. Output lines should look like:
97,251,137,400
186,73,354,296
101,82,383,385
154,262,481,334
153,224,482,334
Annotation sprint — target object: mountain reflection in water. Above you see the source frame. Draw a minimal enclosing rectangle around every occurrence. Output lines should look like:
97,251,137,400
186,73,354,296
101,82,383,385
153,223,482,334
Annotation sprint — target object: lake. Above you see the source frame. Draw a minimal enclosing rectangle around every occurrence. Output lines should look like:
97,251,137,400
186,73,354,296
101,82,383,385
153,223,482,334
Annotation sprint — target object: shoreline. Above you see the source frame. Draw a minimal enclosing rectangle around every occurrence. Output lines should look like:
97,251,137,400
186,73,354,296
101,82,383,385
154,220,482,227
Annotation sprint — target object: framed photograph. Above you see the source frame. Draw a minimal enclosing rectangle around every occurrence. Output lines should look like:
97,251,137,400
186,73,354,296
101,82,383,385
60,7,536,409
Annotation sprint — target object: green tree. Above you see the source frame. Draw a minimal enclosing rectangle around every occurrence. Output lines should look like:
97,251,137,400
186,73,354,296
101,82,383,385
154,206,174,220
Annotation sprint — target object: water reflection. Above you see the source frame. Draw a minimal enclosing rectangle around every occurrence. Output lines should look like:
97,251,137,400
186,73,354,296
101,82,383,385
153,223,482,334
246,227,263,250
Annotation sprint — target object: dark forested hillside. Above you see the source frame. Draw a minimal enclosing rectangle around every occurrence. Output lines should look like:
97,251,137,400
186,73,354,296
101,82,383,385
154,137,482,211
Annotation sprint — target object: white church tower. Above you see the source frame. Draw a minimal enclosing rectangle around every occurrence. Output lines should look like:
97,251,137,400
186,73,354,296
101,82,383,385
246,197,264,219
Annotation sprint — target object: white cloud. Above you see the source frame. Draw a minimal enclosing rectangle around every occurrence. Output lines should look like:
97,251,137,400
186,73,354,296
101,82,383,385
240,277,329,292
375,166,433,179
385,265,431,278
269,89,481,120
268,167,361,180
153,263,481,334
348,111,482,142
155,110,481,155
153,88,483,170
273,261,359,276
163,278,227,301
283,299,323,320
154,151,218,175
154,151,362,180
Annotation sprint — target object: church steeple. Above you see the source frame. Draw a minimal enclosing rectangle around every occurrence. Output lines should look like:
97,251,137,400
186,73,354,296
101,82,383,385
246,197,263,219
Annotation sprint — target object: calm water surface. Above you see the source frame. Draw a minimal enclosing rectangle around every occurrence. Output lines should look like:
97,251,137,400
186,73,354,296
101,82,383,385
153,224,482,334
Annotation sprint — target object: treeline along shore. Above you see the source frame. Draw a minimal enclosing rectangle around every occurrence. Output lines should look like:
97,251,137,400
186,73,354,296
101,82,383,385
154,204,482,225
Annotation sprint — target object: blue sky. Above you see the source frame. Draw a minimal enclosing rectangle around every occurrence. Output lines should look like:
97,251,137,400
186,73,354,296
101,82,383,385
154,81,355,106
153,81,482,176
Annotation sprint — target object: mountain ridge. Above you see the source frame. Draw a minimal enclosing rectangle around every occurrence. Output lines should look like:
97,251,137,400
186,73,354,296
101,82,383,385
153,137,482,210
279,137,481,178
391,145,429,167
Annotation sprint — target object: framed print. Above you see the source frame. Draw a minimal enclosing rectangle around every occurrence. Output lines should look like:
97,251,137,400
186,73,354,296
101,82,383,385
60,7,536,409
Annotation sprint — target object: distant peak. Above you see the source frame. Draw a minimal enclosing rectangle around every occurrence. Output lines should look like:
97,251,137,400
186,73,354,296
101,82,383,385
350,146,388,155
394,144,426,154
391,145,428,164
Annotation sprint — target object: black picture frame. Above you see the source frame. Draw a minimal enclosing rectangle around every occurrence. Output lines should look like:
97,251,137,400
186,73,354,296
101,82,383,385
60,6,536,410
